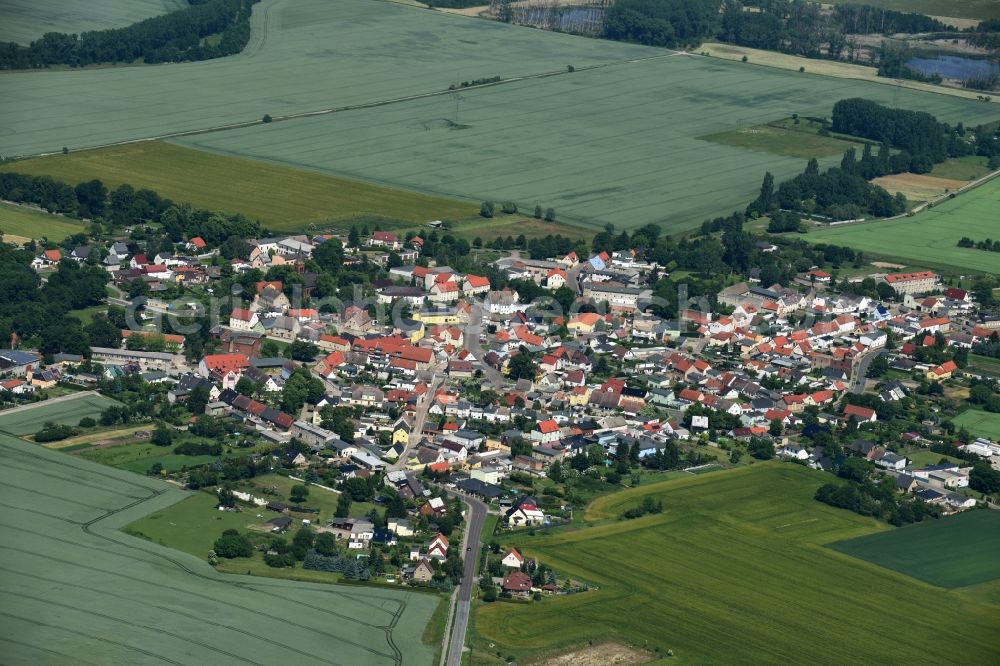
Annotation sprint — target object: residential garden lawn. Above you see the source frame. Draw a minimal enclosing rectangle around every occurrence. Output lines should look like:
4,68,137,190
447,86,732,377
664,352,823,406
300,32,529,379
953,408,1000,440
1,142,477,232
125,490,265,559
807,175,1000,274
0,433,437,666
125,489,353,584
905,449,964,467
0,0,186,45
76,440,223,475
0,393,122,436
67,303,112,326
471,463,999,664
0,202,88,242
829,510,1000,589
699,118,865,159
243,473,343,523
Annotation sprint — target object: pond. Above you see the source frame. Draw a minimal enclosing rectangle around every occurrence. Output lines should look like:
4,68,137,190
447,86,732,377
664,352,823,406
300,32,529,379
905,54,1000,81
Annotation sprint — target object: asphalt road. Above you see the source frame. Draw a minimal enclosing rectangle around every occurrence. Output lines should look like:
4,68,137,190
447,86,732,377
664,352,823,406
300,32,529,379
443,491,488,666
851,349,887,394
388,371,443,472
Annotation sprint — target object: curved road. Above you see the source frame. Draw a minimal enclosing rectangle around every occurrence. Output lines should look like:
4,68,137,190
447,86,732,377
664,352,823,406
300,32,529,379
851,348,887,394
442,491,488,666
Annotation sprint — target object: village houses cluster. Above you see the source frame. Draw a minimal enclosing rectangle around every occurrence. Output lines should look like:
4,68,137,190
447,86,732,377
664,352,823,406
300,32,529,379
5,226,1000,577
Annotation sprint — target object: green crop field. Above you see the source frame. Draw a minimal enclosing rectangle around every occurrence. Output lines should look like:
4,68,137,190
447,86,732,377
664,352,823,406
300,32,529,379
0,431,436,665
969,354,1000,378
820,0,1000,21
0,0,657,158
829,510,1000,589
472,464,999,664
176,50,999,233
0,393,122,436
2,142,477,231
808,176,1000,274
953,408,1000,439
0,0,187,45
3,0,998,234
0,202,88,241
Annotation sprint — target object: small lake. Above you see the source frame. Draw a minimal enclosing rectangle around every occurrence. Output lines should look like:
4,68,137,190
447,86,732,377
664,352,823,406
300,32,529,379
905,54,1000,81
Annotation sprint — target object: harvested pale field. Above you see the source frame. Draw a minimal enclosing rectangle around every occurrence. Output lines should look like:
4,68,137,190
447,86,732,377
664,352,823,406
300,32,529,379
0,431,437,665
926,16,982,30
0,0,186,45
3,142,477,231
871,173,968,203
541,642,654,666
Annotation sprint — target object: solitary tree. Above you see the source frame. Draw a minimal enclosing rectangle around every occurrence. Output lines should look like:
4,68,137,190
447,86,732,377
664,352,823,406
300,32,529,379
290,484,310,504
544,207,556,222
480,201,495,218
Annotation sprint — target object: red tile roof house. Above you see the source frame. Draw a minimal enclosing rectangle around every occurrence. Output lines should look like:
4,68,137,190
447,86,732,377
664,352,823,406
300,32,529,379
198,353,250,389
369,231,400,250
843,404,877,423
531,419,561,445
501,571,533,598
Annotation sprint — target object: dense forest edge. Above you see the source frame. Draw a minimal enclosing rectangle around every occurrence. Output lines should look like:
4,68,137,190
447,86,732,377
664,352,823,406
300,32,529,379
0,0,259,69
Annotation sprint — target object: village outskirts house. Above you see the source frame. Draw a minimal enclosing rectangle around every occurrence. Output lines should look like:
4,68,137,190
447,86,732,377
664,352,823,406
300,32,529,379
505,496,545,527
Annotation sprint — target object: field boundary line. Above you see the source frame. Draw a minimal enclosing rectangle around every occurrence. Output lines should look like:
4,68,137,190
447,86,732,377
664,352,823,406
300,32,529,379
20,52,679,161
0,389,107,420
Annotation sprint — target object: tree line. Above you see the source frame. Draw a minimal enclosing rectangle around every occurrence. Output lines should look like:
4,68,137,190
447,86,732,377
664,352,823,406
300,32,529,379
603,0,719,48
0,0,258,69
748,156,905,222
957,237,1000,254
603,0,965,52
815,457,943,526
0,171,262,247
832,98,975,173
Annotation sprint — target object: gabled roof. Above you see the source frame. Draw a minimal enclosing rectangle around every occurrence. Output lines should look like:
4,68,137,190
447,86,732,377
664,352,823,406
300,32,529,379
536,419,560,434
